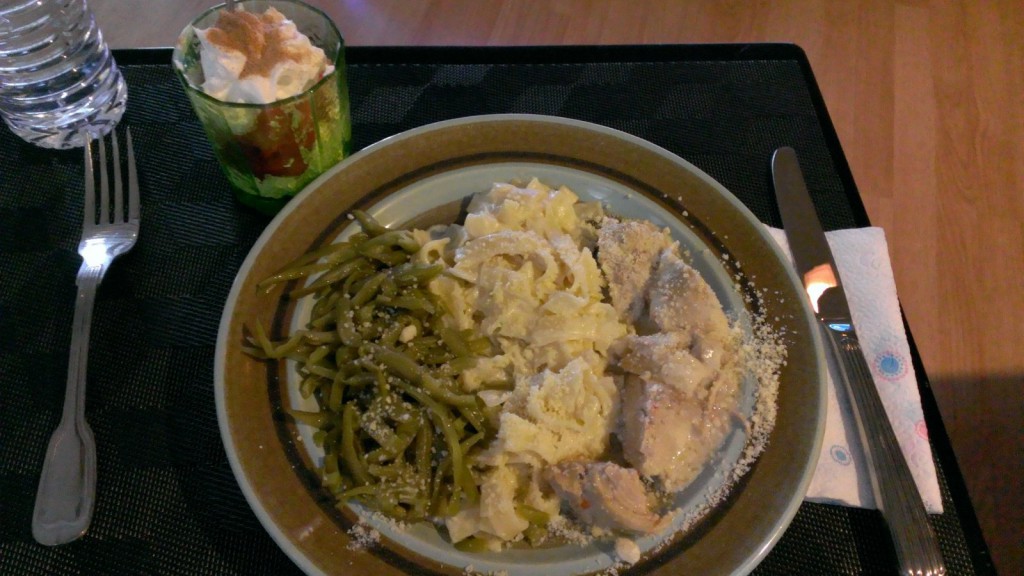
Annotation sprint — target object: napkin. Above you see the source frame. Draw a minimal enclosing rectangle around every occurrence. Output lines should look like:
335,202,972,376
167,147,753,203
766,226,943,514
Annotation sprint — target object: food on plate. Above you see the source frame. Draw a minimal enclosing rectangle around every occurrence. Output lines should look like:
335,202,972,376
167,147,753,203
544,461,669,534
246,211,486,521
248,178,782,557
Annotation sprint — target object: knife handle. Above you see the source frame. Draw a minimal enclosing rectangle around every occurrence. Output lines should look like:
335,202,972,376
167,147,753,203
821,323,946,576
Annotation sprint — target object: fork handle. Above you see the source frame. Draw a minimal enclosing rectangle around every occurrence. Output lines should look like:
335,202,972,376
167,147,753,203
32,264,101,546
823,323,946,576
65,264,103,421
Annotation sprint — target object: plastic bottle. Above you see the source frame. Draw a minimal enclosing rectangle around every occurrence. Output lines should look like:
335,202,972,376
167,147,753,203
0,0,127,149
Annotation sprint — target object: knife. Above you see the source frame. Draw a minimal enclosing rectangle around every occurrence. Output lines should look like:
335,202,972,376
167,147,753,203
771,147,946,576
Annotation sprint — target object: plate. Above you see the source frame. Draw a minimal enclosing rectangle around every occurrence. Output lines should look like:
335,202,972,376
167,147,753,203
215,114,826,575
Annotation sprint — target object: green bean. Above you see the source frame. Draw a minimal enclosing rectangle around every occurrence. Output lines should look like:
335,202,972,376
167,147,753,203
363,447,389,464
466,334,494,356
413,347,453,367
444,356,478,374
405,335,445,356
289,257,370,299
459,431,485,455
334,345,357,366
347,355,376,385
322,450,339,474
327,378,344,412
240,345,265,359
339,266,373,296
515,504,550,526
341,403,373,486
287,409,331,429
437,327,471,357
359,229,419,254
305,365,337,380
257,260,334,294
414,420,433,480
392,403,421,429
451,416,469,437
368,463,406,479
354,302,376,327
285,240,360,271
390,262,444,285
430,430,483,511
245,211,505,526
320,424,343,453
256,241,361,294
343,372,377,388
307,345,332,366
524,524,547,547
363,413,415,456
298,374,321,399
371,345,477,407
308,310,334,331
352,210,389,237
456,404,487,434
371,344,425,380
347,231,370,247
377,293,435,314
304,331,341,346
313,286,341,313
339,485,377,500
352,271,387,307
313,429,327,447
380,275,399,297
376,489,408,519
333,300,362,347
454,536,491,553
378,322,404,348
390,379,469,508
322,469,345,494
250,321,303,359
430,478,452,517
408,493,429,522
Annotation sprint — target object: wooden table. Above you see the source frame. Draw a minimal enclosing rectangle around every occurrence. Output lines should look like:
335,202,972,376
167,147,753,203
85,3,1024,574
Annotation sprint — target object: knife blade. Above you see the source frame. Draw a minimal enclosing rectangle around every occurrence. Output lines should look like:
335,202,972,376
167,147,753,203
771,147,945,576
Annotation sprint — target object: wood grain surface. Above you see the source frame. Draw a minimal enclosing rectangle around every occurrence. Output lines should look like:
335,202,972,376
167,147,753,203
89,1,1023,573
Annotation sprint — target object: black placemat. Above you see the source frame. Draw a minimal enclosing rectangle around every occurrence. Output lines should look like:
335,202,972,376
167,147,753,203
0,45,994,575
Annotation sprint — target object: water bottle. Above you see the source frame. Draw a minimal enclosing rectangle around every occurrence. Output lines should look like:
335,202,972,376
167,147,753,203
0,0,127,149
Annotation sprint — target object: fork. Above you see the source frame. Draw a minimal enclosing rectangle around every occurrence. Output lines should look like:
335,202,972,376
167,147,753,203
31,129,139,546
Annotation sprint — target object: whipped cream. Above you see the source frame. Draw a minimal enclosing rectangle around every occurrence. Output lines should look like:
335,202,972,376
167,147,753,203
195,7,332,104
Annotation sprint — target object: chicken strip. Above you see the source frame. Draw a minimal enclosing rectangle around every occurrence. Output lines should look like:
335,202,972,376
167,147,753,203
544,461,668,534
597,218,671,324
619,375,711,491
648,249,731,342
618,332,716,400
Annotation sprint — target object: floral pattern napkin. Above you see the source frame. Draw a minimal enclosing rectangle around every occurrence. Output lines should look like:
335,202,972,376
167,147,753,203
767,226,942,513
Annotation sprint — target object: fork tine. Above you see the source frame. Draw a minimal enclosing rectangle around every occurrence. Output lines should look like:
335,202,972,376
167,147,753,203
83,135,95,228
111,131,123,223
126,128,139,223
98,135,109,225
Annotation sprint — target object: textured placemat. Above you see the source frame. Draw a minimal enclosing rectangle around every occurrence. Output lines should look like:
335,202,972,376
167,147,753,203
0,45,992,575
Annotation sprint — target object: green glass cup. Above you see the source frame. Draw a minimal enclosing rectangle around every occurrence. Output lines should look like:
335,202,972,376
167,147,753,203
172,0,351,215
